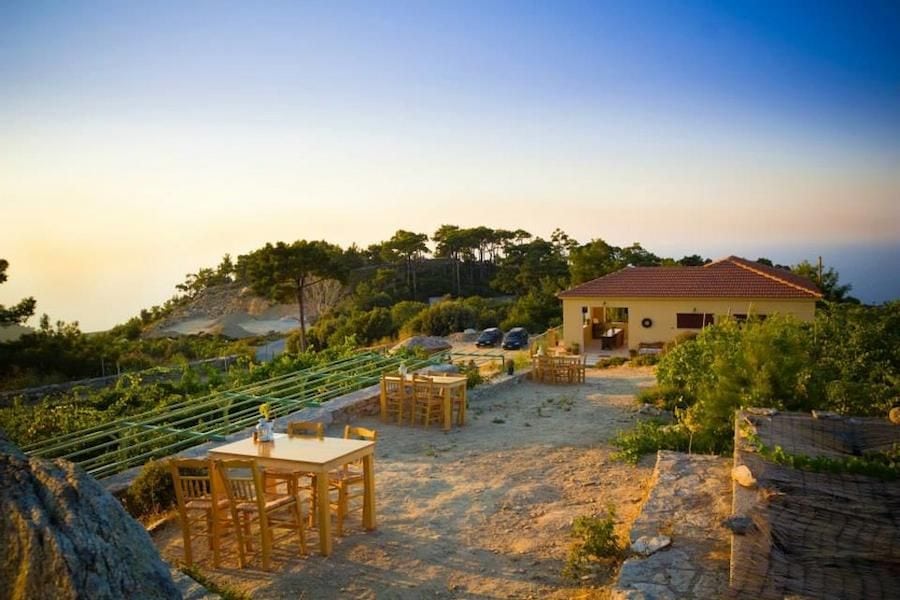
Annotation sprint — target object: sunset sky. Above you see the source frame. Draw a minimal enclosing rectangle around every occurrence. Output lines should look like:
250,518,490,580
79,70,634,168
2,1,899,330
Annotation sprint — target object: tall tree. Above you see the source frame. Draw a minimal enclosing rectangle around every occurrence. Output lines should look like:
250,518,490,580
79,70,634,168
492,238,569,294
0,259,36,326
238,241,347,351
387,230,429,298
433,225,464,295
792,259,856,303
568,239,623,285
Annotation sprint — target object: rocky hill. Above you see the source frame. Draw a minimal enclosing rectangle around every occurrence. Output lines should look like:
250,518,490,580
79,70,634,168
145,282,301,339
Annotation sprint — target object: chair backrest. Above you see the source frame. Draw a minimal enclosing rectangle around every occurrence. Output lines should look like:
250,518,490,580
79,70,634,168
170,458,217,506
382,374,405,400
344,425,377,442
287,421,324,439
412,374,433,401
215,459,266,513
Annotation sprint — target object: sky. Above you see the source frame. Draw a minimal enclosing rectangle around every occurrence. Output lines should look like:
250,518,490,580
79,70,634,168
1,1,899,330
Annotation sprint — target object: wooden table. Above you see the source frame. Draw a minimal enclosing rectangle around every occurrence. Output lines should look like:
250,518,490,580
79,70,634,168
208,434,376,556
429,375,468,430
380,374,468,430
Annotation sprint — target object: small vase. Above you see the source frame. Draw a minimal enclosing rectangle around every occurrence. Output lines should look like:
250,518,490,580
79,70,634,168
256,418,274,442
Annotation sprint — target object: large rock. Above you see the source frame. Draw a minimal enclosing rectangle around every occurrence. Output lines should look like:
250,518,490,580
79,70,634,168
0,431,180,600
391,336,452,353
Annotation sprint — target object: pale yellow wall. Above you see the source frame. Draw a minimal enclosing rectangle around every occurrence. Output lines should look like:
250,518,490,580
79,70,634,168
561,296,816,351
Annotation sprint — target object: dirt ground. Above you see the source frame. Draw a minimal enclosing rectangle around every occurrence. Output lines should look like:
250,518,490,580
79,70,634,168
153,366,657,599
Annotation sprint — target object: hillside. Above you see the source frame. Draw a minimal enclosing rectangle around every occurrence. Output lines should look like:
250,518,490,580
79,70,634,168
0,324,33,342
144,283,301,339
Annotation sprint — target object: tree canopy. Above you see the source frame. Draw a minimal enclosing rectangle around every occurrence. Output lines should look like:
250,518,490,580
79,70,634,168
237,241,347,351
0,259,36,326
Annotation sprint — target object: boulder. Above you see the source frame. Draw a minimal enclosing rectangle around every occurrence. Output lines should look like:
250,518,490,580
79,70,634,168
721,515,755,535
731,465,757,488
391,336,452,354
630,535,672,556
0,431,180,600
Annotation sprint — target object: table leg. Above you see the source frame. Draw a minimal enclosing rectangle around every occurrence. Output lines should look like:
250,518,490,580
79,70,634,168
362,453,376,530
316,469,332,556
458,385,467,426
442,386,452,431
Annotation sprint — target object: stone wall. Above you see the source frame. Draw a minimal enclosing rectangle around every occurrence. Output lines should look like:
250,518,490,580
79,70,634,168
611,451,732,600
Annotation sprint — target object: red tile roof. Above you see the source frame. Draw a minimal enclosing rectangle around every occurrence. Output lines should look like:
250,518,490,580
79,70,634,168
558,256,822,299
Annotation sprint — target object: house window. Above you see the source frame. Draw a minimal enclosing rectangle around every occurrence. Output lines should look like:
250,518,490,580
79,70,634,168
676,313,714,329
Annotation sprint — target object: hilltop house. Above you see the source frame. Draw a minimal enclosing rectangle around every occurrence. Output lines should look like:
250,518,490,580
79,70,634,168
558,256,821,352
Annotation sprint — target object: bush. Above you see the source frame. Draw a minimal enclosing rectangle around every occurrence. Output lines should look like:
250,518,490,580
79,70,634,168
562,507,624,580
631,352,660,366
404,300,478,336
612,420,694,463
596,356,628,369
635,385,685,411
123,459,176,519
390,301,428,330
500,279,562,333
463,360,483,389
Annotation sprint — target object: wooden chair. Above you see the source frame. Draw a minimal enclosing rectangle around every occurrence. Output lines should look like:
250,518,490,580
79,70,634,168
446,382,466,425
534,355,554,383
328,426,377,536
575,354,587,383
216,459,306,570
381,374,406,423
265,421,324,525
287,421,325,439
411,375,442,427
169,458,238,568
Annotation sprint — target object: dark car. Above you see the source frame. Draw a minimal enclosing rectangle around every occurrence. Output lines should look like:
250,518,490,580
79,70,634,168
475,327,503,348
501,327,529,350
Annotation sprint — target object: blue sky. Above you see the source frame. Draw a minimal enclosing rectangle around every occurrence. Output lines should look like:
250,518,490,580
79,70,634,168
1,1,898,328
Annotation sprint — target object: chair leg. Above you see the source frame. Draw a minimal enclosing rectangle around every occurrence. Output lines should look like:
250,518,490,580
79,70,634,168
232,511,247,568
181,521,193,566
210,511,221,568
337,484,347,536
242,512,253,552
291,501,307,555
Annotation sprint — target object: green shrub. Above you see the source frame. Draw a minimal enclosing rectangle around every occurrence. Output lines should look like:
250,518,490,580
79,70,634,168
636,385,685,411
390,301,428,330
463,360,483,389
612,419,729,463
123,459,176,519
562,507,624,580
596,356,628,369
631,352,660,366
405,301,478,336
513,351,532,371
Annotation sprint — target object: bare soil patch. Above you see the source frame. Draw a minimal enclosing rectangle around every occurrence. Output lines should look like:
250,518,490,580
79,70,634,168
153,367,656,599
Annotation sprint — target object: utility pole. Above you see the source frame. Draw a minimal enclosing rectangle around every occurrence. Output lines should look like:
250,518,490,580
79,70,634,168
817,256,823,286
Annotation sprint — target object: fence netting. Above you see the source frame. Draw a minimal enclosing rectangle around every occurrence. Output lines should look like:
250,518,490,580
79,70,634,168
730,411,900,600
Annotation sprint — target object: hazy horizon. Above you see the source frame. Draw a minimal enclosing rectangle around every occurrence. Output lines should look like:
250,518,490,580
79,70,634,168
2,2,898,330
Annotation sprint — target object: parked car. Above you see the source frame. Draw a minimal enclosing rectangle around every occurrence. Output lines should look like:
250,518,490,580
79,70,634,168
475,327,503,348
501,327,529,350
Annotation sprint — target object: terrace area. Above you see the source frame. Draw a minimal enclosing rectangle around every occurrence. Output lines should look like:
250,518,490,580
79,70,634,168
150,366,666,598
